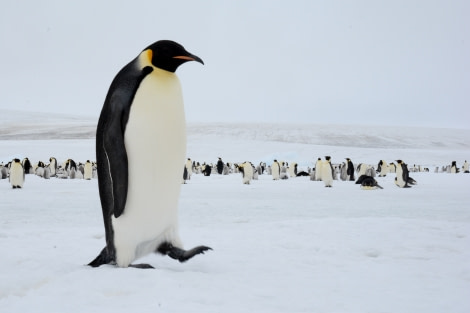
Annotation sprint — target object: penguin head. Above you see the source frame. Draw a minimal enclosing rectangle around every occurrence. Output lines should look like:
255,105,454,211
144,40,204,73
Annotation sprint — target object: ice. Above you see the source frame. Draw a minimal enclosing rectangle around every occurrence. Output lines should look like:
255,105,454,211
0,112,469,313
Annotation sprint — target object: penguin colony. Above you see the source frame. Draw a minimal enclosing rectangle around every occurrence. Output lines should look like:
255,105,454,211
179,157,469,188
2,157,468,190
0,157,98,188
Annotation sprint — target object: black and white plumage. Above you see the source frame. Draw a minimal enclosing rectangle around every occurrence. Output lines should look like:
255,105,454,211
356,175,383,190
395,160,416,188
9,158,25,188
346,158,355,181
88,40,211,269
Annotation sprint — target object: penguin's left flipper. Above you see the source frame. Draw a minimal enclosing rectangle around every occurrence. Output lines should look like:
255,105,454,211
157,242,212,262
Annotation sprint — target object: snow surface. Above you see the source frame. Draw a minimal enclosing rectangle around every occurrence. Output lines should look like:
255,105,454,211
0,113,469,313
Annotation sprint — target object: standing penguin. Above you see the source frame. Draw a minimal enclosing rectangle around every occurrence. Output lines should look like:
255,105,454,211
450,161,459,174
463,160,469,173
216,157,224,174
22,158,33,174
9,158,25,189
84,160,93,180
239,161,254,184
49,157,58,177
346,158,355,181
395,160,416,188
314,157,323,181
89,40,211,269
321,156,334,187
271,159,280,180
377,160,388,177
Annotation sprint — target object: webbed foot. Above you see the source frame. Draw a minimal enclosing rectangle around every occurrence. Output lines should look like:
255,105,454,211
157,242,212,262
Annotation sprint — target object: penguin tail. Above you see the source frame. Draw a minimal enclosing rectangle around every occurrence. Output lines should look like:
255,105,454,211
88,247,113,267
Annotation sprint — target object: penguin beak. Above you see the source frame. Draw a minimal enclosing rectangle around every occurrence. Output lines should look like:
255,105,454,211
173,54,204,65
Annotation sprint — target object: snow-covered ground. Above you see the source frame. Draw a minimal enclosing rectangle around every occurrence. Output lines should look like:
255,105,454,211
1,112,469,313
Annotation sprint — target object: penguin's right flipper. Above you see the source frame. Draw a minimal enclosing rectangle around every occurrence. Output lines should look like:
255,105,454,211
157,242,212,262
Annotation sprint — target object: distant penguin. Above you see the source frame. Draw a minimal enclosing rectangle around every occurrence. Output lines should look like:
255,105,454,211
357,163,367,177
0,164,8,179
43,166,51,179
450,161,459,174
239,162,254,184
272,160,280,180
65,159,77,174
395,160,416,188
223,163,230,175
463,160,469,173
35,165,45,178
346,158,355,181
184,158,193,181
216,157,224,174
356,175,383,190
280,162,289,180
377,160,388,177
321,156,334,187
314,158,322,181
22,158,33,174
49,157,58,177
9,159,25,189
339,162,348,181
288,162,297,178
88,40,210,268
203,164,211,176
388,162,396,173
84,160,93,180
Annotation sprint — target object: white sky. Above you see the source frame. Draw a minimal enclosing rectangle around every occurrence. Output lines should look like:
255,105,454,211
1,1,469,128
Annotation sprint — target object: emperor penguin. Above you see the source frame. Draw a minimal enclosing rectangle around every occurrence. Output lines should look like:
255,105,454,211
22,158,33,174
314,158,322,181
89,40,211,269
356,175,383,190
395,160,416,188
346,158,355,181
239,161,254,184
288,162,297,178
49,157,58,177
272,159,280,180
84,160,93,180
377,160,388,177
463,160,469,173
0,163,8,179
450,161,459,174
9,158,25,189
321,156,334,187
216,157,224,174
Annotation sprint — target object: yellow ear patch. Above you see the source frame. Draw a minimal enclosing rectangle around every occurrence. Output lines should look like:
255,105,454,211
145,49,153,63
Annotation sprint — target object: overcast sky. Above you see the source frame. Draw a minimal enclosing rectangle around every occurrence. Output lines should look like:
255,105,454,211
1,1,469,128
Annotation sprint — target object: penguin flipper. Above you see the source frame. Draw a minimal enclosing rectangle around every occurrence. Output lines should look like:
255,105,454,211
97,63,154,219
157,242,212,262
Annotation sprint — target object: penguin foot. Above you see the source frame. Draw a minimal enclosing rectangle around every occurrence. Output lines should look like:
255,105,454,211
88,247,113,267
157,242,212,263
129,263,154,269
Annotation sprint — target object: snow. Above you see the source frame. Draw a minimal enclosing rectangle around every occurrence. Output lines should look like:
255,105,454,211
0,113,469,313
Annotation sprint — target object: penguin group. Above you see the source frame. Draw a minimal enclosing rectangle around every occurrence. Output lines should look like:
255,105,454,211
179,156,466,190
0,157,97,188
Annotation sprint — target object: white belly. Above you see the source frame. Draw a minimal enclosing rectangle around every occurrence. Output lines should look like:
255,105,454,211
113,68,186,267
